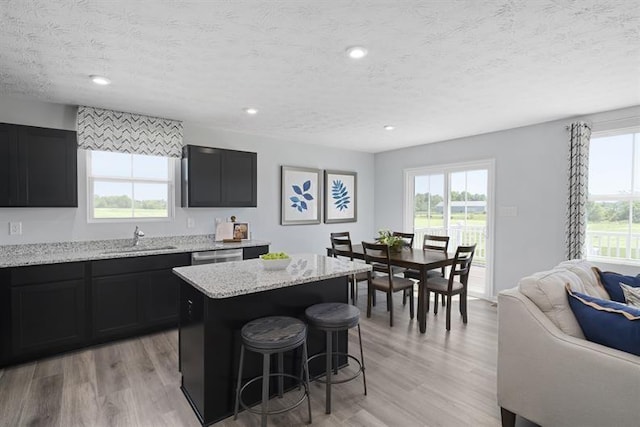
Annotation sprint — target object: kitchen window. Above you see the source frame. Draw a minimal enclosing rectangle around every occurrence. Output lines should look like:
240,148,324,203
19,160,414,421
87,150,174,221
586,129,640,263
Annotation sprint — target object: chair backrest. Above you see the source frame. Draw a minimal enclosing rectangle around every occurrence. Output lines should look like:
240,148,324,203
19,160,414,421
361,241,392,276
330,232,354,260
392,231,415,248
445,244,477,289
422,234,450,253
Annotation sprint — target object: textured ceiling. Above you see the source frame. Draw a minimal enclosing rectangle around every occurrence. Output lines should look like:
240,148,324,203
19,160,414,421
1,0,639,153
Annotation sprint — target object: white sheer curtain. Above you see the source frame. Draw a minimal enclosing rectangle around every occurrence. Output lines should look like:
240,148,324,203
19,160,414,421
566,121,591,260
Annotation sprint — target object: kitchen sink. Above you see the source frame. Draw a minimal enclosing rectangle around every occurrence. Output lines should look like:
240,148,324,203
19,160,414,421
102,245,178,254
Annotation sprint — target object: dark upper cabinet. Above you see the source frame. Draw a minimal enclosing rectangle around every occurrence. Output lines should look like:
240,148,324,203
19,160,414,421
182,145,257,207
0,124,18,205
0,122,77,207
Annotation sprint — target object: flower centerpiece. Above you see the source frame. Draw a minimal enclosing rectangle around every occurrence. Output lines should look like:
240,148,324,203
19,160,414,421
376,229,405,252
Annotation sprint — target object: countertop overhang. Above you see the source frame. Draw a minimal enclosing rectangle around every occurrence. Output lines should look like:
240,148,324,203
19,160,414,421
0,235,270,268
172,254,372,299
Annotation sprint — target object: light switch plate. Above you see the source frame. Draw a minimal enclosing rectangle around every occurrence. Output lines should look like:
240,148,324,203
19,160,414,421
187,217,195,228
9,222,22,235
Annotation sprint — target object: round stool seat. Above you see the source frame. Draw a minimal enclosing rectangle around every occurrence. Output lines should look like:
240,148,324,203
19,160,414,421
305,302,360,330
241,316,306,350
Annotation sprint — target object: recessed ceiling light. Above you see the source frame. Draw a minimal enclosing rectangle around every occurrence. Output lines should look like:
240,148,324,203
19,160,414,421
346,46,368,59
244,107,258,115
384,125,395,131
90,75,111,85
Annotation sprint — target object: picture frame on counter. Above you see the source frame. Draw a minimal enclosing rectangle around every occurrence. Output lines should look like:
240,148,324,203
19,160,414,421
324,169,357,223
233,222,250,240
281,166,322,225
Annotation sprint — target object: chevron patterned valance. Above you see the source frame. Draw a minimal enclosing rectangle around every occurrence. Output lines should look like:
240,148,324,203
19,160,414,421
77,106,183,158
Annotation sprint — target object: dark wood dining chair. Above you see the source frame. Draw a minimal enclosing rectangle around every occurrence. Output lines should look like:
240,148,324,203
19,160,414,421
424,243,476,331
391,231,414,248
389,231,414,277
403,234,450,306
361,241,415,327
330,232,368,304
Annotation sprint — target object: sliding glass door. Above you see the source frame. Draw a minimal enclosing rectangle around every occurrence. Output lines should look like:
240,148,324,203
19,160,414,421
405,160,494,298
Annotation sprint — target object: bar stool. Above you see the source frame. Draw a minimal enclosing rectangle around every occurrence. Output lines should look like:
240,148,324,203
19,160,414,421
305,302,367,414
233,316,312,427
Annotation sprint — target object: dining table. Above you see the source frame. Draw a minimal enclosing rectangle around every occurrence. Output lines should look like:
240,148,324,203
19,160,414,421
327,244,452,333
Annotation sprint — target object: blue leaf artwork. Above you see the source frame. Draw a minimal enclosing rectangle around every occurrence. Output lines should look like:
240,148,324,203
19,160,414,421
290,180,314,212
331,180,350,211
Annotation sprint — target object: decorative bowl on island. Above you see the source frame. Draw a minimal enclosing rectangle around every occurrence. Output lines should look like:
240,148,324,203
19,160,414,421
259,253,291,270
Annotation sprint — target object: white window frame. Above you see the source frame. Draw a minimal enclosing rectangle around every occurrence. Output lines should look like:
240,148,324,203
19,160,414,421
86,150,175,223
586,127,640,265
403,159,496,299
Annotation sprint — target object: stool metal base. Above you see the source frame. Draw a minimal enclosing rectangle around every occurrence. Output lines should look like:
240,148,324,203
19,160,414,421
237,372,310,416
234,341,312,427
308,352,364,385
313,324,367,414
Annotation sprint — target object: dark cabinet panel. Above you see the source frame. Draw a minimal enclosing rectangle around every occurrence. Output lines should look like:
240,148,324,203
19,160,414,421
92,273,144,339
0,124,18,205
91,253,190,341
243,245,269,260
92,253,190,276
11,279,86,357
144,270,180,325
182,145,257,207
0,122,77,207
17,126,77,207
182,145,223,207
222,150,257,207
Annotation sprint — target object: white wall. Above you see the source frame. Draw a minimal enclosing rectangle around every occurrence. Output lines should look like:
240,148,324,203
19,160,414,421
374,105,640,296
0,97,375,255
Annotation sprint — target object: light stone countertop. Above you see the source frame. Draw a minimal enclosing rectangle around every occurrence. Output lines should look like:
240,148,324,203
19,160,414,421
0,235,270,268
172,254,372,299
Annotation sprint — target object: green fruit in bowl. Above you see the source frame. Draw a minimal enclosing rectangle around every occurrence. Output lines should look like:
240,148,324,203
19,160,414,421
261,252,290,260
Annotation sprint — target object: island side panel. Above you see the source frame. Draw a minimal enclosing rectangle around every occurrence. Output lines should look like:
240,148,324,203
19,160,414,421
179,275,349,426
179,281,207,424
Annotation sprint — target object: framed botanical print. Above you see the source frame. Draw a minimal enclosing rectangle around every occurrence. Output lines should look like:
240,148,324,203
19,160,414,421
324,170,357,223
281,166,322,225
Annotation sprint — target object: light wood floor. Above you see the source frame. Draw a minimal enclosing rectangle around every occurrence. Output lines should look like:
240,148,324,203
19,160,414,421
0,290,536,427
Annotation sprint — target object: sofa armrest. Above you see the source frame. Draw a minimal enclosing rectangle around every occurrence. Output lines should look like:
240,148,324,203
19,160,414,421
497,288,639,427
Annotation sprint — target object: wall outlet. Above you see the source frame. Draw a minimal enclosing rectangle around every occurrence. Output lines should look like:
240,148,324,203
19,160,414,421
9,222,22,235
187,217,195,228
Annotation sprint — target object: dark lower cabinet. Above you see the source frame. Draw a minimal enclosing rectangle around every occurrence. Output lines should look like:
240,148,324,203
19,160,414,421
144,270,181,325
6,262,87,363
92,273,144,340
11,279,86,357
0,247,269,368
91,253,190,343
242,245,269,259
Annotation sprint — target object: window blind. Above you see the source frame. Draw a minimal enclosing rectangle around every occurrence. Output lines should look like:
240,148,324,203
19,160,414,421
77,106,183,158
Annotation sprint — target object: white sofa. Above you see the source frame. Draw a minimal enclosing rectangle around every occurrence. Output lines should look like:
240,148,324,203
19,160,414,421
497,260,640,427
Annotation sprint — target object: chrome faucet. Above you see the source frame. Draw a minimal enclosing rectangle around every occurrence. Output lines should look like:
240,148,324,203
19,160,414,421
133,226,145,246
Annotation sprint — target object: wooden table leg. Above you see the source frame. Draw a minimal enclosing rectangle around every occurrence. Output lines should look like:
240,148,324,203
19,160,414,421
418,267,427,333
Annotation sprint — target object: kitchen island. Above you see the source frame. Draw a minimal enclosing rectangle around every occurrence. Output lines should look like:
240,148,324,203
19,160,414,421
172,254,371,426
